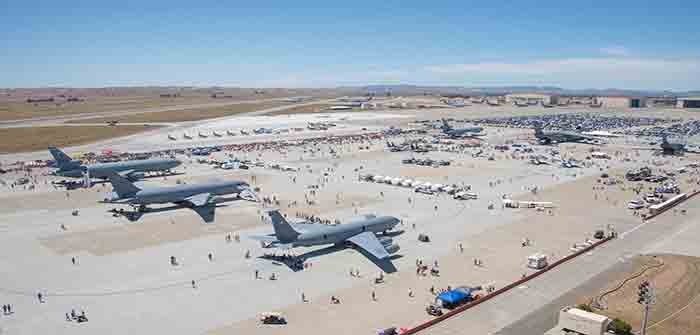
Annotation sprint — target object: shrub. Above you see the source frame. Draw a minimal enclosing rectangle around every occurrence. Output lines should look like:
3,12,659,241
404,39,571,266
608,318,633,335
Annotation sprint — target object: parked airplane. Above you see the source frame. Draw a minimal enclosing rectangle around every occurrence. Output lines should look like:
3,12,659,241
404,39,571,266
103,172,251,222
198,131,208,138
440,119,484,138
442,99,467,107
183,133,193,139
49,147,181,181
168,134,177,141
534,126,595,145
252,210,400,261
659,135,686,155
227,129,237,136
213,131,223,137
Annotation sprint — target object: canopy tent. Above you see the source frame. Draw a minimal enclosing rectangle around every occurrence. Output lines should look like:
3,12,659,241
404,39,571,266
436,287,474,308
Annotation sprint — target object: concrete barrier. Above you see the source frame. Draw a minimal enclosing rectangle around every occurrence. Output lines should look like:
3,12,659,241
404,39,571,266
643,189,699,221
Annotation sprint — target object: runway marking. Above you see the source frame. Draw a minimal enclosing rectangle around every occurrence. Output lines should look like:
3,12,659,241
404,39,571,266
619,220,648,239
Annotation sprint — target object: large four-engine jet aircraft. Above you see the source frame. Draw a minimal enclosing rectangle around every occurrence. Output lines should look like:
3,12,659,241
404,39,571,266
252,210,400,261
103,172,251,222
440,119,484,138
49,147,181,181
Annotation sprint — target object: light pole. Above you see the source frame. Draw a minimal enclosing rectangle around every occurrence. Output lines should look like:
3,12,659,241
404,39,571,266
637,280,655,335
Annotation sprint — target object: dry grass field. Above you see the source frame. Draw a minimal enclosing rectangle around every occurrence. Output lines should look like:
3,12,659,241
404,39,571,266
0,96,215,122
0,125,158,153
68,101,289,124
577,254,700,335
0,87,338,122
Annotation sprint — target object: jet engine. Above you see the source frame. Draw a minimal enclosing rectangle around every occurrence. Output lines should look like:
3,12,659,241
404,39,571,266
378,236,393,246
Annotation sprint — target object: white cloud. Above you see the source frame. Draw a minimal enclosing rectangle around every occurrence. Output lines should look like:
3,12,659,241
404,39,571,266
600,46,631,57
424,58,699,75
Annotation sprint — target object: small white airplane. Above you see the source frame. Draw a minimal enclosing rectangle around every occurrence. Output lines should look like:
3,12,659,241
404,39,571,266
213,131,223,137
198,131,208,138
168,134,177,141
183,133,193,140
227,129,237,136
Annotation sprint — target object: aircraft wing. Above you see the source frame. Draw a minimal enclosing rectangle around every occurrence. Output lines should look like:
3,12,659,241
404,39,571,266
249,235,279,242
118,169,136,178
191,204,216,223
184,193,212,207
347,232,390,259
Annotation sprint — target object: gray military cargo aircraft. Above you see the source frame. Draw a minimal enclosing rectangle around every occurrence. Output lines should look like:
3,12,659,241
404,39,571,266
252,210,401,261
49,147,181,181
103,172,251,222
440,119,484,138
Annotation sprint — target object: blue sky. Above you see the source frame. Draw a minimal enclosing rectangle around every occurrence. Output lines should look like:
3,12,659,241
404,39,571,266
1,1,699,90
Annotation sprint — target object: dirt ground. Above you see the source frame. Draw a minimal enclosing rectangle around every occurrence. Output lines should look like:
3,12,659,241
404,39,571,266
0,87,334,122
0,125,159,154
577,254,700,335
68,102,289,124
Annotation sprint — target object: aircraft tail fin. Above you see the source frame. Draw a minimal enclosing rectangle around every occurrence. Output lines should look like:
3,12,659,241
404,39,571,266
105,172,141,198
48,147,75,168
441,118,452,131
267,210,300,243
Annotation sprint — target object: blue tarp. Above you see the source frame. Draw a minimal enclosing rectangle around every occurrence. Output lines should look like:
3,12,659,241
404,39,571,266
437,288,472,304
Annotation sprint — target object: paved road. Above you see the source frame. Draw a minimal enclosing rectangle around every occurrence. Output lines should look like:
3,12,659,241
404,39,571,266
416,198,700,335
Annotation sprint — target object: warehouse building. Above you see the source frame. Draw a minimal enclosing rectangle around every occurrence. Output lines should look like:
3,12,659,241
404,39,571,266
677,97,700,108
505,93,553,104
596,96,648,108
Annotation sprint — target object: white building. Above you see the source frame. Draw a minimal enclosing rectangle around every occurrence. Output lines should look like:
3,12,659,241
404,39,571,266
544,307,611,335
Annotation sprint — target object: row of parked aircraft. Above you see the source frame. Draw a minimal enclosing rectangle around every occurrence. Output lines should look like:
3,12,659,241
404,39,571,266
48,146,251,222
169,128,278,140
48,145,403,269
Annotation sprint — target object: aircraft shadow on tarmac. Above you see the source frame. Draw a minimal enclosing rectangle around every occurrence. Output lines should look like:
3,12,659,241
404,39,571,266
110,196,242,223
260,230,406,273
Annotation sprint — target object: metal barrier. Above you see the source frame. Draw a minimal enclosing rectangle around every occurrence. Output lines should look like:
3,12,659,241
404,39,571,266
401,235,614,334
643,189,699,221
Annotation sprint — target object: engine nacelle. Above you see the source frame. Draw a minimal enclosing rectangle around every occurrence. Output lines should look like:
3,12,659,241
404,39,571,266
378,236,393,246
126,172,145,181
384,243,400,254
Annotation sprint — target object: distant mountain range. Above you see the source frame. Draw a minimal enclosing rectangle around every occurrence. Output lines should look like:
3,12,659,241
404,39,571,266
347,85,700,97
